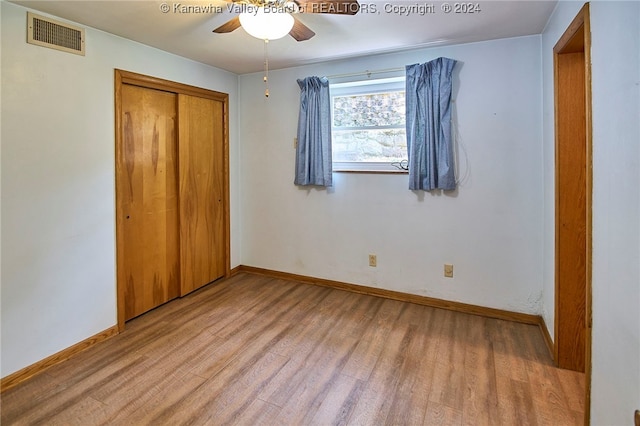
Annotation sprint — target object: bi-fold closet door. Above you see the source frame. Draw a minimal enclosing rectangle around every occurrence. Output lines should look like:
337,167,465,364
116,70,229,325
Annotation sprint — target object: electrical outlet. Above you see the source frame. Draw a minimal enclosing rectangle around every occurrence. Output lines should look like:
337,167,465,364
293,137,298,149
369,254,377,267
444,264,454,278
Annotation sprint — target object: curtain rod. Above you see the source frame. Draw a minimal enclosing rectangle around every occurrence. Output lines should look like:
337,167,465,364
325,67,405,80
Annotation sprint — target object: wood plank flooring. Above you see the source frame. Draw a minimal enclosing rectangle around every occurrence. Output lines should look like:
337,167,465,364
1,273,585,425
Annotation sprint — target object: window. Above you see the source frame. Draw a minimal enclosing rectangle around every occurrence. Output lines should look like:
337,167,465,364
331,77,407,172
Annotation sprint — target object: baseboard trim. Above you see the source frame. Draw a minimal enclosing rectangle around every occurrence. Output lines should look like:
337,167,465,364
1,325,119,393
229,265,242,276
237,265,543,326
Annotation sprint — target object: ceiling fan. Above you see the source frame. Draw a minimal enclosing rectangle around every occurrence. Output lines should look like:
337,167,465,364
213,0,360,41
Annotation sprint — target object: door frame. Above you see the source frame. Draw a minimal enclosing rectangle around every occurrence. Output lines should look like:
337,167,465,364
114,69,231,331
553,3,592,424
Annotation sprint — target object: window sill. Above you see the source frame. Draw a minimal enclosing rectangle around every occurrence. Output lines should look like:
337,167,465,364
333,169,408,175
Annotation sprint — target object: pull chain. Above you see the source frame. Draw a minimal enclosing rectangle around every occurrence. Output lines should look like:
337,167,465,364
263,39,270,98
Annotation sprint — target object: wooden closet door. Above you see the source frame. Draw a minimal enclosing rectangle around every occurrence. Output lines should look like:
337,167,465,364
178,94,225,295
118,85,180,321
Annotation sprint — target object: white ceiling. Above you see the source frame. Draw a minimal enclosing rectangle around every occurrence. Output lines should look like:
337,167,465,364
12,0,557,74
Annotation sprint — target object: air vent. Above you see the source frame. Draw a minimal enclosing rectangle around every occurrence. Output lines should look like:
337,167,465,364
27,12,85,56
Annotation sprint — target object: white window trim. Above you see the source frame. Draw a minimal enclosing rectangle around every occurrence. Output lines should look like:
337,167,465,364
332,161,407,173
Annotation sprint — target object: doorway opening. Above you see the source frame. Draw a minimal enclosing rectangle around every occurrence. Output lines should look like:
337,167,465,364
553,3,592,424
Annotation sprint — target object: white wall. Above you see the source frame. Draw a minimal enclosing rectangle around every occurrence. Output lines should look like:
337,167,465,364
589,2,640,424
239,36,544,314
542,1,640,423
0,1,240,378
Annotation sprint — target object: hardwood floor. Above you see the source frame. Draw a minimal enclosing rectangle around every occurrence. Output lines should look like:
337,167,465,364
1,273,584,425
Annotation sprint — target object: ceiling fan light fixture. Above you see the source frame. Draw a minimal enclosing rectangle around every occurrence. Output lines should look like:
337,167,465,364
239,7,294,40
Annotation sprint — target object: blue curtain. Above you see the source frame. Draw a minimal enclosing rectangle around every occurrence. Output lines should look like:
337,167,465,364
295,76,332,187
406,57,457,191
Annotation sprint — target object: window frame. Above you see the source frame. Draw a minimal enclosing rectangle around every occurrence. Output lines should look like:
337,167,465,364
330,76,408,173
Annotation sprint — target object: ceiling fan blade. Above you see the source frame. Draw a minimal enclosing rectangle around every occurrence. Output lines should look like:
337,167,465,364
297,0,360,15
289,18,316,41
213,16,241,33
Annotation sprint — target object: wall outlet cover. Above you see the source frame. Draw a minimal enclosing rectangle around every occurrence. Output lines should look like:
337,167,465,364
444,264,454,278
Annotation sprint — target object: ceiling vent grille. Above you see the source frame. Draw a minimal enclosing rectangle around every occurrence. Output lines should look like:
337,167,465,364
27,12,85,56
